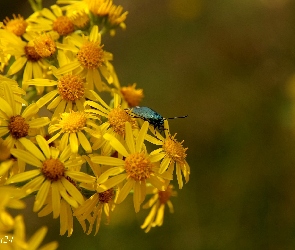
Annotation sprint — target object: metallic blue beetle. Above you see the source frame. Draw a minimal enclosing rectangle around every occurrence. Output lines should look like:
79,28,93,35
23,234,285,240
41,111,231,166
126,106,187,133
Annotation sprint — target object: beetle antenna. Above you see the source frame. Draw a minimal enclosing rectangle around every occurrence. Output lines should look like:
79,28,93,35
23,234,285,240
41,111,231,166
165,115,188,120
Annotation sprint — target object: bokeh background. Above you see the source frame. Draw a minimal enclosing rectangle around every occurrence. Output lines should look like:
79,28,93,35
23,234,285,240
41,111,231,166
2,0,295,249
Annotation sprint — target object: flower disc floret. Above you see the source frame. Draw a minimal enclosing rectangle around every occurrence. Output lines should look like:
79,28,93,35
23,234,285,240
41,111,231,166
3,14,28,36
57,75,85,101
8,115,29,139
24,45,41,62
52,16,74,36
108,106,137,136
98,189,114,203
121,83,144,107
41,158,65,181
162,134,187,164
125,152,153,181
158,185,173,204
60,111,87,133
34,34,56,58
77,41,104,69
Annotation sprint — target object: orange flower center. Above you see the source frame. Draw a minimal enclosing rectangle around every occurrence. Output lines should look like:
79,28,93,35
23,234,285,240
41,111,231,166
77,41,104,69
3,14,27,36
33,34,56,58
41,158,65,181
125,152,153,181
57,75,85,101
98,188,114,203
53,16,75,36
120,84,144,107
8,115,29,139
162,134,187,164
108,106,137,136
60,111,87,133
158,185,173,204
24,45,41,62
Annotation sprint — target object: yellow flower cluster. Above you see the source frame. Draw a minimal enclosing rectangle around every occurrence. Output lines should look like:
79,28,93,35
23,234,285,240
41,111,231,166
0,0,190,241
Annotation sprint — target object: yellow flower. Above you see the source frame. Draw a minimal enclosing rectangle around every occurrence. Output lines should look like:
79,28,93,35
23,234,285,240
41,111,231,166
6,135,95,214
2,14,28,37
0,84,50,149
27,5,75,36
91,121,172,212
141,185,176,233
120,83,144,107
86,92,137,136
93,0,128,36
55,25,115,92
85,92,138,155
74,156,115,235
57,0,128,36
25,73,94,118
11,215,58,250
146,120,190,189
0,29,53,82
47,110,101,153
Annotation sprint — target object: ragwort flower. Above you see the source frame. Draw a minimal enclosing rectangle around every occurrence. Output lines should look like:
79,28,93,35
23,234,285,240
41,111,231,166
6,135,95,214
0,29,54,82
0,83,49,149
141,185,176,233
55,25,114,92
2,14,28,37
74,156,115,235
25,72,95,118
27,5,75,36
91,121,171,212
47,110,101,154
146,120,190,189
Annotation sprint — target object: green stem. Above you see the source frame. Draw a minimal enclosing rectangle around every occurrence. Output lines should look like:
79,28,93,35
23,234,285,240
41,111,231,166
28,0,43,12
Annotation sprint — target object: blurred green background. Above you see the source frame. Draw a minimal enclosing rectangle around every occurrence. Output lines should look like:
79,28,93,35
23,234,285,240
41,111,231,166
2,0,295,249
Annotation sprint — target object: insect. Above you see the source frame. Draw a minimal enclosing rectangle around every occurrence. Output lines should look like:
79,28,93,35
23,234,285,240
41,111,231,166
126,106,188,133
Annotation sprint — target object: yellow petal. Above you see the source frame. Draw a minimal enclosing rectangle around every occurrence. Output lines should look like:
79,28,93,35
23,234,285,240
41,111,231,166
91,156,124,166
97,173,127,192
159,157,172,174
36,135,51,159
0,96,13,117
33,180,51,212
96,167,125,184
77,131,92,153
125,122,135,154
22,103,39,119
51,182,61,219
103,133,129,157
135,121,149,152
10,148,42,167
7,57,27,75
149,175,166,191
61,177,84,205
69,133,78,153
116,178,134,204
36,90,59,108
19,137,45,161
27,226,47,250
66,171,96,183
